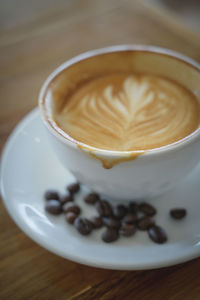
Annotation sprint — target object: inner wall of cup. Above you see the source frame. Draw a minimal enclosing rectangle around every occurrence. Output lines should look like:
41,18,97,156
44,50,200,119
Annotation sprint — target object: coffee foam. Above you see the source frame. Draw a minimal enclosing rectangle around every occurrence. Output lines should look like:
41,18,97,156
51,73,200,151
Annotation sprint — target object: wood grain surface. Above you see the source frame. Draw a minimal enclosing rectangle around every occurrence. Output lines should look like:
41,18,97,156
1,1,200,299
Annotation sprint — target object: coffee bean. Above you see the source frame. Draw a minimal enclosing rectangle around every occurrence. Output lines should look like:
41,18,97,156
65,212,78,224
103,217,121,229
67,182,80,194
120,223,136,237
128,201,139,213
84,193,100,205
148,225,167,244
59,193,73,205
137,216,155,231
43,186,174,245
84,218,94,229
74,217,93,235
139,202,157,216
45,200,62,215
113,204,127,219
89,216,103,229
63,202,81,215
122,213,137,224
170,208,187,220
101,228,119,243
95,200,112,217
44,190,59,201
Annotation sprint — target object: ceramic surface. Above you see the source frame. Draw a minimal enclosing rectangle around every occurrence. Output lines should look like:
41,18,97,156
1,109,200,270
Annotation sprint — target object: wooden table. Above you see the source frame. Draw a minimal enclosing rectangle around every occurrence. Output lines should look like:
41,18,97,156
1,1,200,299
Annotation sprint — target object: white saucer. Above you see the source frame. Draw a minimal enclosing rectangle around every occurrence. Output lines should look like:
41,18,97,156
1,109,200,270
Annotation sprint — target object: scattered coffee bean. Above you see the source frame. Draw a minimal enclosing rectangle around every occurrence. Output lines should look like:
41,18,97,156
139,202,157,216
101,228,119,243
120,223,136,237
137,216,155,231
89,216,103,229
67,182,80,194
128,201,139,213
45,200,62,215
44,190,59,201
63,202,81,215
65,212,78,224
43,184,188,245
74,217,93,235
122,213,137,224
84,193,100,205
103,217,121,229
113,204,127,219
59,193,73,205
96,200,112,217
148,225,167,244
170,208,187,220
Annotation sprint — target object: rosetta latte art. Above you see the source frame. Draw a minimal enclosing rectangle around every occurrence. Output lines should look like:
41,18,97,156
53,73,200,151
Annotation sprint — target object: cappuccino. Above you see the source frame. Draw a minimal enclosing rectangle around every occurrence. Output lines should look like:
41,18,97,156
50,72,200,151
39,47,200,199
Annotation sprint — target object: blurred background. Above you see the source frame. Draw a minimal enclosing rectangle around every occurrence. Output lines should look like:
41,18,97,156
1,0,200,34
142,0,200,34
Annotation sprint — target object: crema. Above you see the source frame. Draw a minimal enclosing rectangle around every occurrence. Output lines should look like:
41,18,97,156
51,73,200,151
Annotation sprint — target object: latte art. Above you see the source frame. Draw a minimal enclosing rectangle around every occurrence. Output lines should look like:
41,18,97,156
52,73,200,151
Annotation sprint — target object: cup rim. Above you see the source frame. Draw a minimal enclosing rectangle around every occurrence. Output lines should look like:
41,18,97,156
39,44,200,157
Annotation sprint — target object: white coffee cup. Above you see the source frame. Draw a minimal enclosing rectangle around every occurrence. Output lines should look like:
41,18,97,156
39,45,200,200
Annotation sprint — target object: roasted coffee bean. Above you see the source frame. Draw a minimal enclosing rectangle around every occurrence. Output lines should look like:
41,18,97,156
103,217,121,229
128,201,139,213
101,228,119,243
96,200,112,217
44,190,59,201
89,216,103,229
137,216,155,231
113,205,127,219
170,208,187,220
84,193,100,205
120,223,136,237
84,218,94,229
63,202,81,215
139,202,157,216
67,182,80,194
45,200,62,215
74,217,93,235
65,212,78,224
59,193,73,205
148,225,167,244
122,213,137,224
